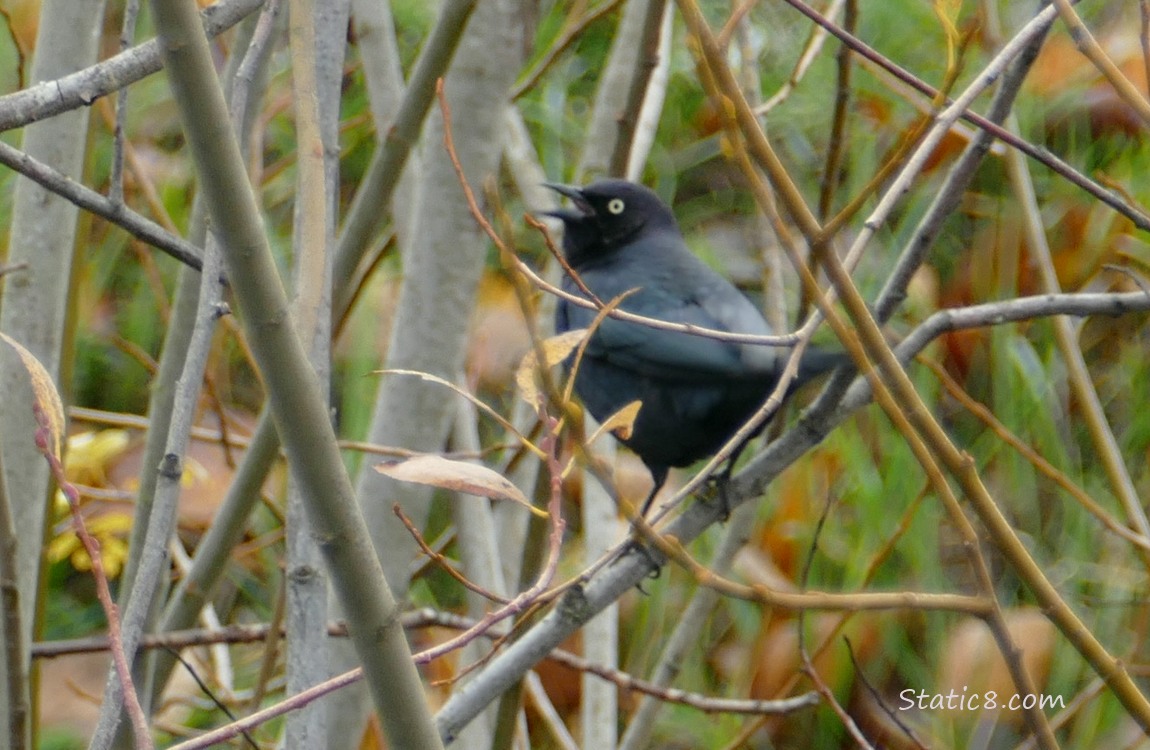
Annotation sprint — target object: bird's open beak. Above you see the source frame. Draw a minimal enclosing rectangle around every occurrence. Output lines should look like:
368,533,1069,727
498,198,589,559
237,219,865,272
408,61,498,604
541,182,583,201
539,182,592,221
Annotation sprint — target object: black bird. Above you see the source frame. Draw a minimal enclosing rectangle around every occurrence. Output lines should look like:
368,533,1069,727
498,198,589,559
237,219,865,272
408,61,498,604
543,179,845,516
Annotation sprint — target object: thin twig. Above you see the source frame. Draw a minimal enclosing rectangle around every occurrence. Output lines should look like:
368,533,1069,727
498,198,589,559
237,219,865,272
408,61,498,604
0,261,28,279
794,491,877,748
530,214,607,309
546,647,819,715
800,641,875,750
755,0,846,115
777,0,1150,230
163,647,259,750
31,610,488,658
921,356,1150,552
844,638,928,749
165,667,365,750
511,0,626,100
629,511,991,615
0,139,204,269
411,414,568,666
35,408,153,748
394,504,513,605
817,0,854,222
606,0,667,176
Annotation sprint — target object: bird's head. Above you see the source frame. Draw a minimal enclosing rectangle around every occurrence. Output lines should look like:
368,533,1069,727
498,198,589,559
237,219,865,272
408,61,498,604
541,179,679,265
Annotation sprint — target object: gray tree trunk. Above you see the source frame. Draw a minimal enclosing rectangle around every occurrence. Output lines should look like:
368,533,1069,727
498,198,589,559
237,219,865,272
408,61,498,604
325,0,525,746
0,2,107,746
282,0,350,745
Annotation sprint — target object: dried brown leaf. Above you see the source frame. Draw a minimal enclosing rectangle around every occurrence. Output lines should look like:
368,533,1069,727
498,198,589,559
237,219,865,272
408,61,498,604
375,454,546,517
1,331,64,458
587,400,642,443
515,328,587,410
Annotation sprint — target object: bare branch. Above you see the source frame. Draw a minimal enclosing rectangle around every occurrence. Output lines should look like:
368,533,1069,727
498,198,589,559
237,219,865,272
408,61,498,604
0,139,203,269
0,0,265,133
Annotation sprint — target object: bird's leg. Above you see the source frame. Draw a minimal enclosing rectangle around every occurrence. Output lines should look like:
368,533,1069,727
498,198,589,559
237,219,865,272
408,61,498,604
622,467,669,580
710,437,754,521
710,461,736,521
638,467,668,518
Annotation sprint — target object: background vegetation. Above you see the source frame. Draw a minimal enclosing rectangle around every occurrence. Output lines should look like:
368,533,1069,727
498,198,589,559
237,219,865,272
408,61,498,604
1,0,1149,748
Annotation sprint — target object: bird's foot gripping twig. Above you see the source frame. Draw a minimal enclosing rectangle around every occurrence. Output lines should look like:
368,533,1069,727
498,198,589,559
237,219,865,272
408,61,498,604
701,468,736,522
618,472,669,580
619,493,667,582
622,536,663,585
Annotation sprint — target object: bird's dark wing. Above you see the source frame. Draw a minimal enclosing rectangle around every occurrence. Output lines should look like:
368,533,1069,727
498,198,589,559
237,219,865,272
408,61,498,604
560,292,776,383
553,221,786,383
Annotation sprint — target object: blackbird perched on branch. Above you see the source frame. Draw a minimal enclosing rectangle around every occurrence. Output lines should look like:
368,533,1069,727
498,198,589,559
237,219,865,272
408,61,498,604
543,179,846,516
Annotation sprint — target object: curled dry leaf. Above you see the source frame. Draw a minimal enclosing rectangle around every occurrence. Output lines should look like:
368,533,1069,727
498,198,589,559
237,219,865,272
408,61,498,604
375,454,547,518
587,400,642,442
515,328,588,410
560,400,643,481
1,331,65,459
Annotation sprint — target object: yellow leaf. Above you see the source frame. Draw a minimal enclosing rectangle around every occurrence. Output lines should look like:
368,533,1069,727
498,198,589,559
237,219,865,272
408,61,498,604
932,0,963,69
182,456,209,487
52,489,69,517
96,537,129,579
587,400,642,443
70,546,93,572
0,331,65,459
46,531,80,565
515,329,588,410
375,454,547,518
48,512,133,578
87,513,135,536
65,430,130,486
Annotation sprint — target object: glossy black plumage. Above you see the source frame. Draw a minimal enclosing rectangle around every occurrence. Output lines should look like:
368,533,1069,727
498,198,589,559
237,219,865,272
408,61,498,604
544,179,844,514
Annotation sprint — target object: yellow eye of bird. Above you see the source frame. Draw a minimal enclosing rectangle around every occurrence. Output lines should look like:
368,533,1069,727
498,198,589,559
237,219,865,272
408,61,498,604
607,198,625,215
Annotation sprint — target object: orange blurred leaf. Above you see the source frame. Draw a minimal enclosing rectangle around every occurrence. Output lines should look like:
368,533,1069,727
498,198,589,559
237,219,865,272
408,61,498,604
938,608,1056,725
0,0,39,61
